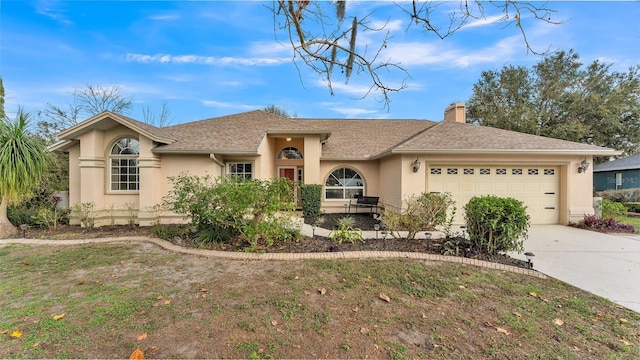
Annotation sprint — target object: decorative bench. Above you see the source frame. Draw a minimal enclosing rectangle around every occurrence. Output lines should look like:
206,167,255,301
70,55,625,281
348,195,380,214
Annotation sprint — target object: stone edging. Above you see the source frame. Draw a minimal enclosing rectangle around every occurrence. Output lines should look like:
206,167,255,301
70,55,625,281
0,236,547,279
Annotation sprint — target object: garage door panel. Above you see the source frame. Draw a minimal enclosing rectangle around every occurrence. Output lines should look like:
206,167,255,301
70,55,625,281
428,165,559,225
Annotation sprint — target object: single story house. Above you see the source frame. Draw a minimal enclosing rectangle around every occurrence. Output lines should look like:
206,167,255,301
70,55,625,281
593,154,640,191
51,103,618,226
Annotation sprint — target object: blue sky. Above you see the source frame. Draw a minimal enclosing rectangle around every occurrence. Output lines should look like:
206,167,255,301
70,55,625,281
2,1,639,125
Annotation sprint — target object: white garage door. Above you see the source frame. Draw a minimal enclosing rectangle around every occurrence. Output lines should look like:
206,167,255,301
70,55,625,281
427,165,560,225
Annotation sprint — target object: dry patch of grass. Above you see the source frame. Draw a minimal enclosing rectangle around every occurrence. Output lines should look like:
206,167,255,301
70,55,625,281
1,242,638,359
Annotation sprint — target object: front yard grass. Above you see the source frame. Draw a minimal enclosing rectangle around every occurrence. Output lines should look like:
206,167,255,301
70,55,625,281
1,242,639,359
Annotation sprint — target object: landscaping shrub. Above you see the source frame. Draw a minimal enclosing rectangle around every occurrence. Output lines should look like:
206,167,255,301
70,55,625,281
596,189,640,203
464,195,529,255
7,191,69,228
570,215,636,233
300,184,322,217
329,216,364,244
382,192,455,240
599,199,628,218
163,174,300,248
71,202,96,228
623,202,640,213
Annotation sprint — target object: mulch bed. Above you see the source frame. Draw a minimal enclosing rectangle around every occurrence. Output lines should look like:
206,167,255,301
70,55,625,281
20,213,529,269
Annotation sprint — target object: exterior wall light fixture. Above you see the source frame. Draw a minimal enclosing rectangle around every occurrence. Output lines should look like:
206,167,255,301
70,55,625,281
412,158,421,173
578,159,590,173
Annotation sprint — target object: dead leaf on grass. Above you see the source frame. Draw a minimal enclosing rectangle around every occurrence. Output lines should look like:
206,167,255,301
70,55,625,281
303,290,311,296
319,288,326,295
528,292,538,297
137,333,147,341
0,330,8,334
458,285,466,289
164,300,171,305
78,279,86,285
360,327,369,334
271,320,278,326
129,347,145,360
10,330,22,338
512,312,522,319
199,288,208,293
52,313,65,321
554,318,564,326
620,339,633,346
620,318,628,323
352,306,359,313
32,342,40,348
157,295,164,300
379,293,391,302
497,327,510,335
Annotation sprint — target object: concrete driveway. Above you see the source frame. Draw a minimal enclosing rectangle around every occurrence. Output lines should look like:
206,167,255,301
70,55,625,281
510,225,640,313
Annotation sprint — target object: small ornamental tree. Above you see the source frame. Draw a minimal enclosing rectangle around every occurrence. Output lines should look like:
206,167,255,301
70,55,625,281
464,195,530,255
0,110,52,238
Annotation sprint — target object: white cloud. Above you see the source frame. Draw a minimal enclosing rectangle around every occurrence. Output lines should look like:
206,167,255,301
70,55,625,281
329,107,379,117
149,13,180,21
201,100,258,110
463,14,509,29
35,0,72,25
125,53,289,66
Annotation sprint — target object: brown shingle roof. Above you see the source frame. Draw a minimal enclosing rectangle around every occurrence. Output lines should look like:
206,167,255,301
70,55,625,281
394,121,615,154
154,110,329,153
303,119,436,159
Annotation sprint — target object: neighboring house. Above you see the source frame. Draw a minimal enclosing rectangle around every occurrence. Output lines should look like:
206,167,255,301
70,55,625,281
593,154,640,191
51,103,618,227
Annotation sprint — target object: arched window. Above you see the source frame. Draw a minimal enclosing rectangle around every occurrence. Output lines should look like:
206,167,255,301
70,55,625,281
110,138,139,191
278,147,303,160
324,167,364,199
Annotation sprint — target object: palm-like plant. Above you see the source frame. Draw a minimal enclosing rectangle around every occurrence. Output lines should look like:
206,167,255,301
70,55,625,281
0,110,51,238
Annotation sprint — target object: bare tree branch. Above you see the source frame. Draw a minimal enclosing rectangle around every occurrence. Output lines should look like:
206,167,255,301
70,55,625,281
272,1,563,109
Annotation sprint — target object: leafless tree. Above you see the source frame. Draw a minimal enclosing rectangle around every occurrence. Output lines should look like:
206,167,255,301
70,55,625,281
272,1,562,109
142,100,175,127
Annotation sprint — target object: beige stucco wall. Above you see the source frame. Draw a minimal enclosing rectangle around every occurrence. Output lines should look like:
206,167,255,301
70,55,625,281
377,155,403,210
319,160,380,213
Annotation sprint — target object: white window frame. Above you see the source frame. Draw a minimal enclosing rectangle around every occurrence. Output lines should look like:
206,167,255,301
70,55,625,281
324,167,365,200
109,138,139,192
228,162,253,180
616,172,623,190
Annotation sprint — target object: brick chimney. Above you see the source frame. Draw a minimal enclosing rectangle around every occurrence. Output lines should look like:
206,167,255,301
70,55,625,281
444,103,466,123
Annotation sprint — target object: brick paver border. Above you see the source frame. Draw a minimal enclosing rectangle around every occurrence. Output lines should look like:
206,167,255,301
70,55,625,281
0,236,547,279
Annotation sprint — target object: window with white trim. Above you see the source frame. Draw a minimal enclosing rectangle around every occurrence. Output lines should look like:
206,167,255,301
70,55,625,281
228,162,253,180
278,147,303,159
324,167,364,199
110,138,139,191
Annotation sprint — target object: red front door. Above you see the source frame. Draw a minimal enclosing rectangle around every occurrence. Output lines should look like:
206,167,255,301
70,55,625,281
279,168,295,181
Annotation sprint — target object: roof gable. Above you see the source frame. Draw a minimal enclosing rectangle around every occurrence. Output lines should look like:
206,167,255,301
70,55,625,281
154,110,330,153
56,111,175,145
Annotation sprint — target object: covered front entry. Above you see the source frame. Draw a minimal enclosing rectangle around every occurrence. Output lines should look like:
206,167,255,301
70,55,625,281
427,165,560,224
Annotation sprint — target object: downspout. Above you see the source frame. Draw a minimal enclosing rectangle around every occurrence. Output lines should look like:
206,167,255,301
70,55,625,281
209,153,225,174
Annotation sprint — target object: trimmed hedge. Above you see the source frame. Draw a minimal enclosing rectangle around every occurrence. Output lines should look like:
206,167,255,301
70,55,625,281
464,195,530,255
300,184,322,217
624,202,640,213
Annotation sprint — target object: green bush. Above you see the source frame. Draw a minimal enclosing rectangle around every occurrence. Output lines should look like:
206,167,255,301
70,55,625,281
600,199,627,218
163,174,300,248
596,189,640,203
329,216,364,244
464,195,530,255
7,190,69,228
623,202,640,213
300,184,322,217
382,192,455,240
71,202,96,228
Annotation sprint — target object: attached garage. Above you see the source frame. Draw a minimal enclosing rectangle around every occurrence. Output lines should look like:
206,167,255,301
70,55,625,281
427,165,560,224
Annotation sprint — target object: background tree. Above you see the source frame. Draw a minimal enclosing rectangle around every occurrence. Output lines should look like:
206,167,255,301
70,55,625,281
0,110,52,238
273,1,561,108
263,104,297,118
142,100,175,127
467,50,640,158
37,84,133,144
